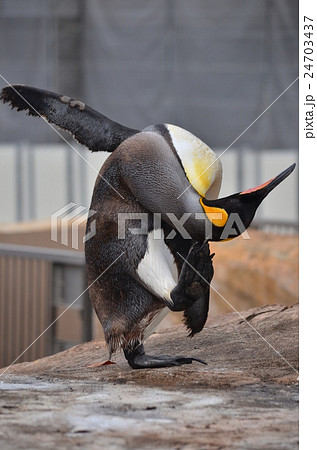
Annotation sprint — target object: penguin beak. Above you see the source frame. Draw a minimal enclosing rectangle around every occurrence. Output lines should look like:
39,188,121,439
238,163,296,200
200,163,296,241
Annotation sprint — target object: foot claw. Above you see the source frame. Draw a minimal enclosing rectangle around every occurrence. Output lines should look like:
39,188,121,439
174,356,207,365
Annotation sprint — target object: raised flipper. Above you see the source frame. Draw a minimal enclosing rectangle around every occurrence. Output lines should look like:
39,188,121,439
0,85,139,152
124,342,207,369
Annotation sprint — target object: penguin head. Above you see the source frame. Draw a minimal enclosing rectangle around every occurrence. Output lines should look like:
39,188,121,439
199,163,296,241
165,124,223,199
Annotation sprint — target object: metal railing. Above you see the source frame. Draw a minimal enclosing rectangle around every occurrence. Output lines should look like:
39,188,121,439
0,243,91,369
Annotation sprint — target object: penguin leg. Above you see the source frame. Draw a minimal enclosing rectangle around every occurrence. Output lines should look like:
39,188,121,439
123,242,213,369
169,241,214,312
124,342,207,369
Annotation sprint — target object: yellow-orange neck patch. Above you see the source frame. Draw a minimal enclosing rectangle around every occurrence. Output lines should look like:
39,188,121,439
199,198,228,227
166,124,222,197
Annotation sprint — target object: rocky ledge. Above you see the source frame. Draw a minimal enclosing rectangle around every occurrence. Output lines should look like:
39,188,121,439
0,303,298,449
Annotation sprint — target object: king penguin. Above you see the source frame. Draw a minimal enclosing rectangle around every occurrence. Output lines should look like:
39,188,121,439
1,85,296,369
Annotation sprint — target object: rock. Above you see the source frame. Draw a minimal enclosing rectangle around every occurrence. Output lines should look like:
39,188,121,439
0,303,298,449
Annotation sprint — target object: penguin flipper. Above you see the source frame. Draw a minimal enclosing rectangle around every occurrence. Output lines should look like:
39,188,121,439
0,85,139,152
170,242,213,335
183,291,210,337
170,242,214,312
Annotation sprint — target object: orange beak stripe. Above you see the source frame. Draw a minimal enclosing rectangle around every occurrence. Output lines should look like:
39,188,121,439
200,198,228,227
239,177,274,195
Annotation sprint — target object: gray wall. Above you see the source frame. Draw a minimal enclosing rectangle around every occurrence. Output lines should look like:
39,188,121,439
0,0,298,149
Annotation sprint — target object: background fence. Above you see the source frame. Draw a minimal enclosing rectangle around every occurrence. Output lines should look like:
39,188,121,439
0,243,90,368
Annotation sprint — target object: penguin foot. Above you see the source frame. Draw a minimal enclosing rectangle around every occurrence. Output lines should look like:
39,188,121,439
170,241,214,311
124,343,207,369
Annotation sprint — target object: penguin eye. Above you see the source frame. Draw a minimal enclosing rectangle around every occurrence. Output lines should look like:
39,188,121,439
199,199,228,227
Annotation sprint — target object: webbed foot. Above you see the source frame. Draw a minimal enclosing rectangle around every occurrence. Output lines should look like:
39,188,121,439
124,343,207,369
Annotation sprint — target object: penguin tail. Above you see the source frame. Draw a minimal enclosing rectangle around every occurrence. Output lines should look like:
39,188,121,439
0,84,139,152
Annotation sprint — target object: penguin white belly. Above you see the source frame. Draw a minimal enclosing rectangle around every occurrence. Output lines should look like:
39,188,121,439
137,229,178,304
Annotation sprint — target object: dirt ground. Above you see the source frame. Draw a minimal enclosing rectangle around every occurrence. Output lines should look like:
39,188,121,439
0,303,298,449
